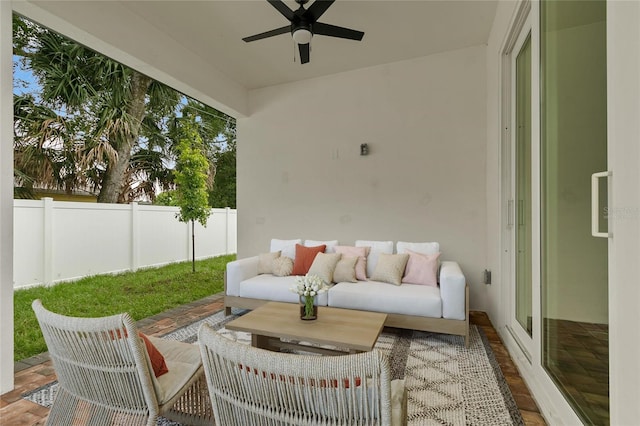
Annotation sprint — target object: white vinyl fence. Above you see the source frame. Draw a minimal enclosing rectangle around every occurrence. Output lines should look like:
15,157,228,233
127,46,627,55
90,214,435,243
14,198,237,289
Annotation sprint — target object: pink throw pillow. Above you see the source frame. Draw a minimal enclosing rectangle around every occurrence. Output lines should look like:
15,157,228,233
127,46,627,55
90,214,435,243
402,250,441,287
334,246,370,281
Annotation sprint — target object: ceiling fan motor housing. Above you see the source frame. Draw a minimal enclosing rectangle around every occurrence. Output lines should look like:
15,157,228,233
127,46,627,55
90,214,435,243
243,0,364,64
291,19,313,44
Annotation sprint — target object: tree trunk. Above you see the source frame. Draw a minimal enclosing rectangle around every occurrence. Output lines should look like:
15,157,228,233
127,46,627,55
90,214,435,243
192,220,196,273
97,71,151,203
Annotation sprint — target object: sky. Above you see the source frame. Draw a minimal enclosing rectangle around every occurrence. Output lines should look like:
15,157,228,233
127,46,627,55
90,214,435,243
13,54,39,98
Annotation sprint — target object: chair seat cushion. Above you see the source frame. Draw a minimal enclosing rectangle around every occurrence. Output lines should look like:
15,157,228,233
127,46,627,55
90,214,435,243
149,337,202,405
328,281,442,318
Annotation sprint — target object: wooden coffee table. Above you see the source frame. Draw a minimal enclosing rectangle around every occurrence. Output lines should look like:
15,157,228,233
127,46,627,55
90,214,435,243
225,302,387,355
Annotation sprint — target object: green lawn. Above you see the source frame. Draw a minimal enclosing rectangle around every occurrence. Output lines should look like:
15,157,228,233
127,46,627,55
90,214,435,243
14,254,235,361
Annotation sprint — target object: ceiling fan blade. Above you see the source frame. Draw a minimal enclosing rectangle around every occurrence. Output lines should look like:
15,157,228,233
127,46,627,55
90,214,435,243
298,43,310,64
304,0,335,21
313,22,364,41
243,26,290,42
267,0,294,21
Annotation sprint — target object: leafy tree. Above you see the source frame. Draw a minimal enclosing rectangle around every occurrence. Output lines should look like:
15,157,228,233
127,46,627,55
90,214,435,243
13,17,179,203
13,93,71,198
12,14,235,204
174,116,212,272
154,190,178,206
208,138,236,208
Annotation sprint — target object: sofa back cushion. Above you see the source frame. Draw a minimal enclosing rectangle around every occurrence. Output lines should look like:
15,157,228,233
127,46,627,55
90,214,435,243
396,241,440,256
304,239,338,253
355,240,394,278
270,239,302,260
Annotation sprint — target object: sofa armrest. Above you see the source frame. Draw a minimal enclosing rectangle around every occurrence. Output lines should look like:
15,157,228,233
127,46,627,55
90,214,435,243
439,261,466,320
225,256,259,297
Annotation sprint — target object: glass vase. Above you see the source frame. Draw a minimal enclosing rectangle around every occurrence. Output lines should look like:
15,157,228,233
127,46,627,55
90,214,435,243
300,296,318,320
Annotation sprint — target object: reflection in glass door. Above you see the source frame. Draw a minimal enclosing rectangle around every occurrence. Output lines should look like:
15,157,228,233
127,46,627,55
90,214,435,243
540,0,609,424
515,33,532,338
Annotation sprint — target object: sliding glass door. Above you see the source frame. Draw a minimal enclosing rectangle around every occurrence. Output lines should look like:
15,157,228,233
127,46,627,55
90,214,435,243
540,0,609,424
507,12,534,357
505,1,610,423
515,32,532,339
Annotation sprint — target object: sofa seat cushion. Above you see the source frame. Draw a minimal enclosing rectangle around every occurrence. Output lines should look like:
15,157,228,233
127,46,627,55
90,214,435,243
328,281,442,318
239,275,329,306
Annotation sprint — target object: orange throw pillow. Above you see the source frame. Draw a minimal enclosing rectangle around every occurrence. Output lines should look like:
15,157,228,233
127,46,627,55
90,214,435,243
291,244,326,275
139,333,169,377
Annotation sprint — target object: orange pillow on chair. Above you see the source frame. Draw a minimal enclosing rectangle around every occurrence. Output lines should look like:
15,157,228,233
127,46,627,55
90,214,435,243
291,244,326,275
139,333,169,377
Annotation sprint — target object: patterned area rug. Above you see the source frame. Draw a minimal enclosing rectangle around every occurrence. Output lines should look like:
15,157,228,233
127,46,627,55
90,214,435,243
23,309,523,425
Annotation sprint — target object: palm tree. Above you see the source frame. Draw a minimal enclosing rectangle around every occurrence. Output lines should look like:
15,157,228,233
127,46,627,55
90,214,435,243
13,93,77,197
14,15,180,203
13,14,236,204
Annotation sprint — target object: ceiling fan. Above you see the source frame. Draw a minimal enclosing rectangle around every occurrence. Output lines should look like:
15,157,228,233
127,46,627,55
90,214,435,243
243,0,365,64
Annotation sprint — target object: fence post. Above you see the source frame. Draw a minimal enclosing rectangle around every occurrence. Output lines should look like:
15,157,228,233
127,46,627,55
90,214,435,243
43,197,53,286
131,202,139,272
225,207,230,254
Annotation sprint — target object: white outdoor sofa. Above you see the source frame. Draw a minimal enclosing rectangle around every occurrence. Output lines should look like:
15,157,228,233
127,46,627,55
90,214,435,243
225,239,469,347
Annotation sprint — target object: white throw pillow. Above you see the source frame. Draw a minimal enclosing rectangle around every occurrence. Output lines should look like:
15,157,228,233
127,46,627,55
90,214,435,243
396,241,440,255
270,239,302,260
258,251,280,274
307,252,342,284
370,253,410,286
355,240,394,278
304,239,338,253
272,256,294,277
333,255,358,283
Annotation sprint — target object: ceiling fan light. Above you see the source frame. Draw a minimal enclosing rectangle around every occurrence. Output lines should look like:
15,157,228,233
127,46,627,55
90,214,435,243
292,28,312,44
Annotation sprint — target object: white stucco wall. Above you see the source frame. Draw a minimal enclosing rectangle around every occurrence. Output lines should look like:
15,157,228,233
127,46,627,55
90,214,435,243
237,45,488,311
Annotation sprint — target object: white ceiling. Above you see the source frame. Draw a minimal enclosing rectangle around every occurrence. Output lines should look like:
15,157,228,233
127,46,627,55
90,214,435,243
31,0,498,91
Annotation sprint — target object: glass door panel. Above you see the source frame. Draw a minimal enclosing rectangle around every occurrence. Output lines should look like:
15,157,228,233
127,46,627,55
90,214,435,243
515,34,533,337
541,0,609,424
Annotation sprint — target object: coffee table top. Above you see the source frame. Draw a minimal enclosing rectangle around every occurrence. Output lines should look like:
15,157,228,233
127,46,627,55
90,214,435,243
226,302,387,352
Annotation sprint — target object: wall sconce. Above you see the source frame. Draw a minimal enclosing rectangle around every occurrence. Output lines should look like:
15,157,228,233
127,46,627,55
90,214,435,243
360,143,369,156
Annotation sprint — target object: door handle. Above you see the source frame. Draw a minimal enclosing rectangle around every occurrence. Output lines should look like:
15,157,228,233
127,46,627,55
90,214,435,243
507,200,514,227
591,171,612,238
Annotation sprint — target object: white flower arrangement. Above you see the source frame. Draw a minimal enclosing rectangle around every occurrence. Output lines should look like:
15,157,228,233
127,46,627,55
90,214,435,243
290,274,329,318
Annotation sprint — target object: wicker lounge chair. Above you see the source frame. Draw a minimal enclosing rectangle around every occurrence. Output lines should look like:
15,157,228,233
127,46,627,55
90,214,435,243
32,299,212,426
198,323,407,425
